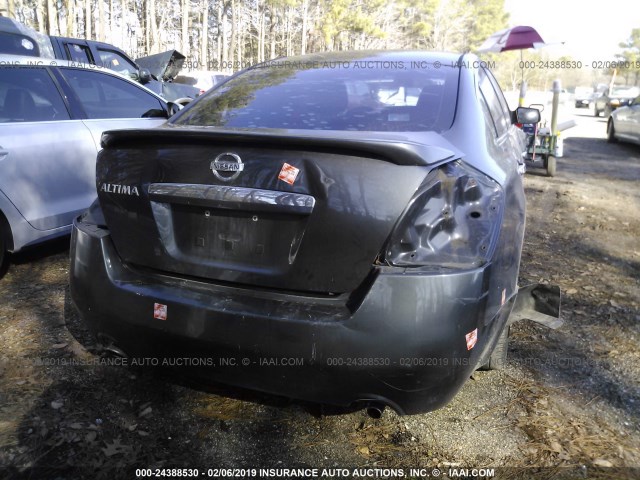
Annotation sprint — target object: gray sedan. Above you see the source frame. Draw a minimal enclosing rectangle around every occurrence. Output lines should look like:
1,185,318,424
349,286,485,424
0,55,173,273
70,51,561,416
607,95,640,145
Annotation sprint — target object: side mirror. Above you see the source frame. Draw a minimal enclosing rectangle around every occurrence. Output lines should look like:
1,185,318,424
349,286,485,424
166,102,183,117
515,106,541,125
138,68,152,84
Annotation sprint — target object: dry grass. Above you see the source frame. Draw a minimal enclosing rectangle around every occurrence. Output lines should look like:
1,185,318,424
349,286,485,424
348,421,420,463
504,376,639,468
192,396,260,422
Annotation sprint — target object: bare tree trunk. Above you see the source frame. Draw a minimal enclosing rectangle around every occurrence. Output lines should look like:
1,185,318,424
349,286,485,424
144,0,150,54
36,2,45,33
222,7,228,65
149,0,158,53
182,0,189,54
229,0,236,66
269,7,276,59
97,0,104,40
109,0,114,41
285,6,292,56
47,0,58,34
8,0,15,18
255,0,261,63
236,3,242,64
259,7,265,63
217,2,223,66
300,0,308,55
57,3,64,35
85,0,92,39
65,0,75,36
200,1,208,67
156,8,168,52
121,0,128,53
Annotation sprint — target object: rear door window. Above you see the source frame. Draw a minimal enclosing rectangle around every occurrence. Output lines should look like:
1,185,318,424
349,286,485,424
61,68,165,119
0,66,70,122
65,43,92,63
483,68,511,118
478,68,510,137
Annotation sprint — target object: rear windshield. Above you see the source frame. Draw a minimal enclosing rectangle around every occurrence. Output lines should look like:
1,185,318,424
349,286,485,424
172,59,459,132
0,33,40,57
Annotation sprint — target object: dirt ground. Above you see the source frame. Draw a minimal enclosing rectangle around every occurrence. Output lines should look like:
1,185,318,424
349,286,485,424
0,109,639,479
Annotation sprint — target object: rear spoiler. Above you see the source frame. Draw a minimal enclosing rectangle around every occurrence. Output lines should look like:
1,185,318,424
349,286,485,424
100,128,459,167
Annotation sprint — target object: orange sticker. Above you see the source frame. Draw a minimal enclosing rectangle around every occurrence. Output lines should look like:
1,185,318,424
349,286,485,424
154,303,167,321
465,328,478,351
278,163,300,185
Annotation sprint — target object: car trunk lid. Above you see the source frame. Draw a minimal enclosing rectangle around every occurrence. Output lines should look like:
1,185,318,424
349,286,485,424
97,127,458,294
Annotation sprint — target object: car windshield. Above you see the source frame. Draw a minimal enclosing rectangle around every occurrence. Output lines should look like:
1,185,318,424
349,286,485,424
172,57,459,132
97,49,139,78
611,87,639,97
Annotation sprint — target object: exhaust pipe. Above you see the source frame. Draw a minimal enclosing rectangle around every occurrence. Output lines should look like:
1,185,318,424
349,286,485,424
97,333,129,359
365,404,385,419
102,343,128,358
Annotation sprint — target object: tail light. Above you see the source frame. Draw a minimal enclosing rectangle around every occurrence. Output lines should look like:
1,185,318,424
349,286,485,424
383,161,504,270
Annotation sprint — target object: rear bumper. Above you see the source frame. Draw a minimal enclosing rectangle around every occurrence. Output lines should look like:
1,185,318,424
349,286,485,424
70,218,512,415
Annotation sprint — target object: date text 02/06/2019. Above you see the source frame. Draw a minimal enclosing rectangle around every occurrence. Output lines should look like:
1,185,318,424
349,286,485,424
134,467,497,478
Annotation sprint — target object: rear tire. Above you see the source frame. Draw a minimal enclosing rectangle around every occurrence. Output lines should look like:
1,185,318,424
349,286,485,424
607,119,617,143
594,106,600,117
479,326,510,371
546,155,556,177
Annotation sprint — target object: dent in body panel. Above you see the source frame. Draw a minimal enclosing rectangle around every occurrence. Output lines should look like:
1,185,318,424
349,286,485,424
437,64,526,328
98,145,429,293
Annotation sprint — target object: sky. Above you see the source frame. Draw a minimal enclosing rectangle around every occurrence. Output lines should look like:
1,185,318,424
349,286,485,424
504,0,640,62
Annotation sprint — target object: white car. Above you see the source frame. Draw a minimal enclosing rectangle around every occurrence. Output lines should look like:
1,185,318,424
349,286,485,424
0,55,175,273
173,70,229,94
607,95,640,145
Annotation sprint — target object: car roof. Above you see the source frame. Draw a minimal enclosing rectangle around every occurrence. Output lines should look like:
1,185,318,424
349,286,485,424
0,53,167,103
50,35,130,53
0,16,25,35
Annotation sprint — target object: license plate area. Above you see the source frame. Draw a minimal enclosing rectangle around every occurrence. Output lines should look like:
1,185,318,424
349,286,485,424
154,203,308,273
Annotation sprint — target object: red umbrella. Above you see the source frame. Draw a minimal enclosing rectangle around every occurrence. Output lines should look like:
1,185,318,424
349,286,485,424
477,25,546,53
478,26,548,99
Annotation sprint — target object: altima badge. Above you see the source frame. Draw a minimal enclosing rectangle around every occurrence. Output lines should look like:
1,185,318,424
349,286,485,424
211,153,244,181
